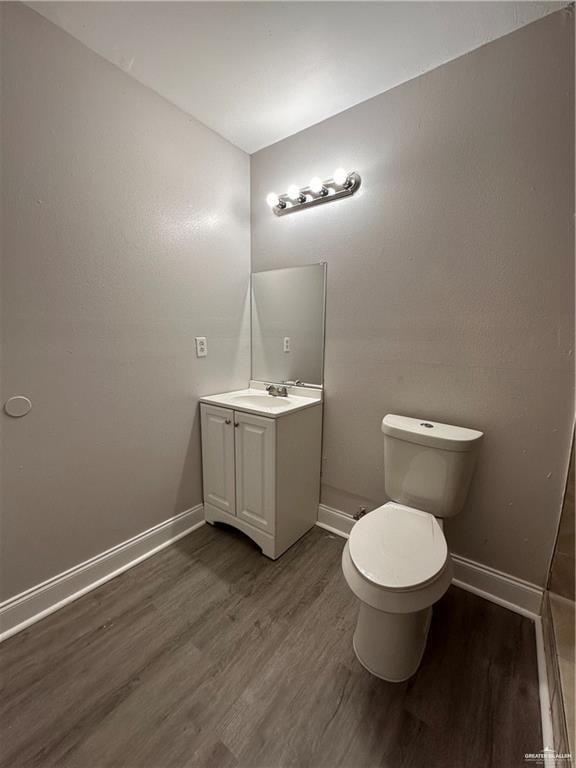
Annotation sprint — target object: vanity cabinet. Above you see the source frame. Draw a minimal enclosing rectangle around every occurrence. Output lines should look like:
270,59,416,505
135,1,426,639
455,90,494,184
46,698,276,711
200,401,322,559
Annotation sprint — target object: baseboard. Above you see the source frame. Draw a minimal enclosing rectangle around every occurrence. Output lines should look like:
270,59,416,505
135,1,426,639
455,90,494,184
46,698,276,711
534,615,557,768
316,504,543,618
451,554,543,618
0,504,205,643
317,504,356,536
542,592,574,765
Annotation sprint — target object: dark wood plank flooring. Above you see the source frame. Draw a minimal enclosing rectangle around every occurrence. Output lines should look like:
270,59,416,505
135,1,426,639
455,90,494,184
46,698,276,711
0,524,542,768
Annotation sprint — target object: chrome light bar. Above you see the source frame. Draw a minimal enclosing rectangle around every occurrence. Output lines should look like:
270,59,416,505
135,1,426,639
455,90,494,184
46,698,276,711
266,170,361,216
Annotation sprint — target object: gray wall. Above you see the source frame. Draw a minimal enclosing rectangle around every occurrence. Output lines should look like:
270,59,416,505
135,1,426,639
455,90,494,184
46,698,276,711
1,3,250,600
251,9,574,586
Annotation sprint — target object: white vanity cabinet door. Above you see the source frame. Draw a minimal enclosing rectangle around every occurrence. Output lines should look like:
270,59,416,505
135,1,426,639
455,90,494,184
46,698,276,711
200,404,236,516
234,411,276,534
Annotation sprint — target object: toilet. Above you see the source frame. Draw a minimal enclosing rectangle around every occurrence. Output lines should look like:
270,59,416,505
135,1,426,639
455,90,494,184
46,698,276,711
342,414,483,682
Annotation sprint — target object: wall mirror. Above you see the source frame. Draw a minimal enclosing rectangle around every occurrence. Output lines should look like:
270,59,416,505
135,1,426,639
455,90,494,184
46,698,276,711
251,263,326,387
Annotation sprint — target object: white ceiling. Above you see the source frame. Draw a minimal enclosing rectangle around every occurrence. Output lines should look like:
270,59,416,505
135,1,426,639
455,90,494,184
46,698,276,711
29,1,565,154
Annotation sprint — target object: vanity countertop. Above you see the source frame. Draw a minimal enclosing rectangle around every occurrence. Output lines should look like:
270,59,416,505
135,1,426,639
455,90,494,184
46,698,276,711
200,382,322,419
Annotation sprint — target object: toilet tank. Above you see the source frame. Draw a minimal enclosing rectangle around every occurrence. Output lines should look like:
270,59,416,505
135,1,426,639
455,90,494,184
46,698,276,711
381,415,483,518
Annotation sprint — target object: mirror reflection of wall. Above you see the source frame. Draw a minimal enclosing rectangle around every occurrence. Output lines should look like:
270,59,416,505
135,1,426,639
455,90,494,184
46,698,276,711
251,263,326,386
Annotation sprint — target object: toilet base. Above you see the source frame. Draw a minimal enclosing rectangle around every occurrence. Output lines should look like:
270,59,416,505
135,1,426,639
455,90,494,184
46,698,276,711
352,602,433,682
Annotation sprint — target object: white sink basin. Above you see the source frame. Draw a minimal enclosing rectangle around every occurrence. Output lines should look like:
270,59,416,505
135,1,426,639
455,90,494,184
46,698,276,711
199,386,322,418
231,394,292,409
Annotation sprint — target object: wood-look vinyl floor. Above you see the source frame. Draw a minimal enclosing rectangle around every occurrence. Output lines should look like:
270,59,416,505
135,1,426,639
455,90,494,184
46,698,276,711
0,524,542,768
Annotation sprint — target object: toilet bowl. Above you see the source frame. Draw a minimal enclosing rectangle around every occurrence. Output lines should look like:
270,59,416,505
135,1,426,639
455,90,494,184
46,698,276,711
342,414,483,681
342,502,453,681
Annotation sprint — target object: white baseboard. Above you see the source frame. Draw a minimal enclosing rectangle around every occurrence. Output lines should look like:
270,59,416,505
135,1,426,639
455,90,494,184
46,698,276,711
316,504,543,618
0,504,205,643
534,616,556,768
317,504,356,536
451,554,543,618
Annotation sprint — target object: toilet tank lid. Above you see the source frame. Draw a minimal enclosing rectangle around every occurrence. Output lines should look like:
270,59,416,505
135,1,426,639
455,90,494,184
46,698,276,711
382,414,483,452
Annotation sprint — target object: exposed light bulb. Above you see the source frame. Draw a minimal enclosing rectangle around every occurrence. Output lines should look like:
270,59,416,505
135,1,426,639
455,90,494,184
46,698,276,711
266,192,279,208
333,168,349,186
309,176,325,195
287,185,301,201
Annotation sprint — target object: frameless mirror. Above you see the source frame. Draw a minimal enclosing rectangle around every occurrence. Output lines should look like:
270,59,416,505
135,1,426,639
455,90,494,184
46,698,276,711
251,263,326,387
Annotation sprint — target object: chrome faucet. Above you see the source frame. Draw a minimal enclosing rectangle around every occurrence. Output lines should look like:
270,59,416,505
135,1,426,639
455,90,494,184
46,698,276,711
266,384,288,397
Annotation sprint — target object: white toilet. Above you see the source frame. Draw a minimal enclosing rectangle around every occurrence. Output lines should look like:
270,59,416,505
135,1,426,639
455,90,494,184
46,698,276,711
342,414,483,682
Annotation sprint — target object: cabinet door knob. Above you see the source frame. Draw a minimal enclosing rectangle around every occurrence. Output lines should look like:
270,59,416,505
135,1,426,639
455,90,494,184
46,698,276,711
225,419,231,425
234,422,239,427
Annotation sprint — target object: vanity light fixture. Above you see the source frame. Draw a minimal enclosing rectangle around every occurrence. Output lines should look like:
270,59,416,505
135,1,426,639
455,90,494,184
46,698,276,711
266,169,361,216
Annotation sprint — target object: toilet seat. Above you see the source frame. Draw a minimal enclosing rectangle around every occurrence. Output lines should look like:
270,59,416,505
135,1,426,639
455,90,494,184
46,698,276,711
349,502,448,592
342,502,453,615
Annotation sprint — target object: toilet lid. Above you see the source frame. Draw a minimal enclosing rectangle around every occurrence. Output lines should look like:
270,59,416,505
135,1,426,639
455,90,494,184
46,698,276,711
349,502,448,591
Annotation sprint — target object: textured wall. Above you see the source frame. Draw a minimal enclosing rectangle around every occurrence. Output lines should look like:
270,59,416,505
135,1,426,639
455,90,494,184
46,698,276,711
549,436,575,600
251,10,574,586
1,3,250,600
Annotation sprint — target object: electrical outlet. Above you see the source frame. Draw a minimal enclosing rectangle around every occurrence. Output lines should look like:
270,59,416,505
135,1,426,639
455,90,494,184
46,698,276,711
195,337,207,358
283,336,291,353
